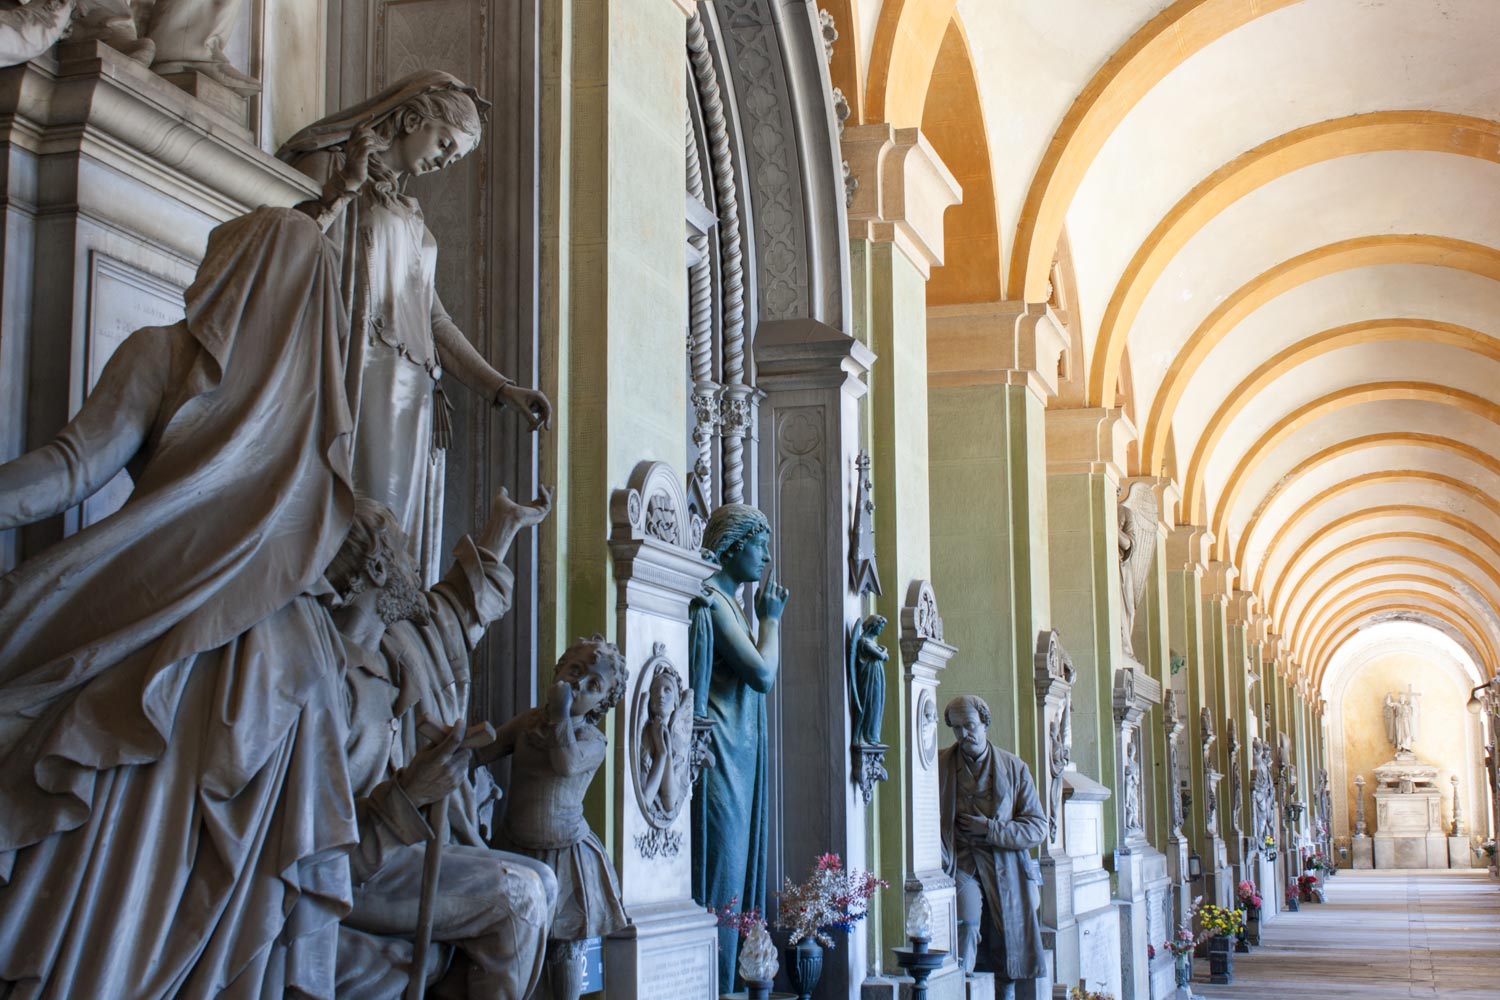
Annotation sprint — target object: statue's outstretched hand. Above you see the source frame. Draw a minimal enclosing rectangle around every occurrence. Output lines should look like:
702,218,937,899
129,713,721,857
488,484,554,531
398,723,471,807
498,383,553,432
756,581,790,622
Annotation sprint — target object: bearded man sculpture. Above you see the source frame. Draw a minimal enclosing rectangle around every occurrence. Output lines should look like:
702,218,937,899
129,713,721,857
326,488,557,999
940,694,1047,997
689,503,790,992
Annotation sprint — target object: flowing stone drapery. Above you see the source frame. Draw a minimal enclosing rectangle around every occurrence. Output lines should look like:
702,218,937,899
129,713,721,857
0,207,358,997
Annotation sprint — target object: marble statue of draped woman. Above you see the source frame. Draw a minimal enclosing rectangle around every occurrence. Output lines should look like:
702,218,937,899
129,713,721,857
278,71,551,583
688,503,789,993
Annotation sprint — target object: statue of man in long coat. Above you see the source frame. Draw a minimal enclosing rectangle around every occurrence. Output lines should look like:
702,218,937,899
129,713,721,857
939,694,1047,993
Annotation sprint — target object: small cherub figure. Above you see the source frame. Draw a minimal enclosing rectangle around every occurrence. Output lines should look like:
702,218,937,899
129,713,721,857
640,667,692,823
489,637,631,1000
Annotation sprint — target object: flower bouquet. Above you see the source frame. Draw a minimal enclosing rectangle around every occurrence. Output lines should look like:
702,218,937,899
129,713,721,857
1296,873,1321,904
1068,982,1116,1000
1285,878,1300,911
1261,834,1277,861
1161,895,1201,993
776,853,886,1000
1198,904,1243,985
1234,880,1261,910
1233,881,1260,951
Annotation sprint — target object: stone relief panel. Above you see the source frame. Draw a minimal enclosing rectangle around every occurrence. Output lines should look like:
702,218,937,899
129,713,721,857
83,253,186,525
632,643,693,860
716,0,810,322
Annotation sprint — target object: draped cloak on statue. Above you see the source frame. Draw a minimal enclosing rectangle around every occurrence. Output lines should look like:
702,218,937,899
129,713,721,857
0,207,361,999
689,579,769,994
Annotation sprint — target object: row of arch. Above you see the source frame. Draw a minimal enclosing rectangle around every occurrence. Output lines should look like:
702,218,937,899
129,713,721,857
819,0,1500,692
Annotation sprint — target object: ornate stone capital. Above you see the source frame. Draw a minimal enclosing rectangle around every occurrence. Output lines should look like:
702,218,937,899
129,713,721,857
1044,406,1135,480
926,301,1070,400
842,123,962,278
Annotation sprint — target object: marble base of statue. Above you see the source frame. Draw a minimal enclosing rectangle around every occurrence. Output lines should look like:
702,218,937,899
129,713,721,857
1372,754,1447,869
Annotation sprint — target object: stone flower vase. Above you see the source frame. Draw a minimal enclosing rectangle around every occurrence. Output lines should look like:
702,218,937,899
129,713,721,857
1207,934,1234,985
1245,904,1262,946
784,938,824,1000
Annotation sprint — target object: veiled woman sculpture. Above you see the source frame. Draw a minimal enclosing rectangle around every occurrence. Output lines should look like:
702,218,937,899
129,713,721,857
689,503,790,992
278,71,551,581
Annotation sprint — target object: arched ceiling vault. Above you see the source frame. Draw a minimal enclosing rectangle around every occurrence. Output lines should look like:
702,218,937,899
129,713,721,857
1308,595,1498,690
1314,610,1490,691
856,0,1500,685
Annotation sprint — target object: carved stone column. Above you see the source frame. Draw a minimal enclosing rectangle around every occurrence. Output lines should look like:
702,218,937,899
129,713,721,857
604,461,719,1000
754,317,871,998
895,580,963,999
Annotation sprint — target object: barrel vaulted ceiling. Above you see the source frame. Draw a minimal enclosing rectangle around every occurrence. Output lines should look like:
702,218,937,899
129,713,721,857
827,0,1500,688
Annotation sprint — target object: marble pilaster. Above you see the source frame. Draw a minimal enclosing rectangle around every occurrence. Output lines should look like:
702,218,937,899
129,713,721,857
604,462,719,999
755,318,873,998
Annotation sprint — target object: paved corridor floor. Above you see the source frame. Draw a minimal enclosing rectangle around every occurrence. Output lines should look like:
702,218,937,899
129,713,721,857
1195,870,1500,999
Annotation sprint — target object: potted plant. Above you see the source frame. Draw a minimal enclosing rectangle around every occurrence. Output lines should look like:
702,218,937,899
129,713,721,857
1234,881,1261,950
776,853,886,999
1261,833,1277,862
1296,873,1320,904
1197,904,1244,985
1068,982,1117,1000
1285,879,1300,912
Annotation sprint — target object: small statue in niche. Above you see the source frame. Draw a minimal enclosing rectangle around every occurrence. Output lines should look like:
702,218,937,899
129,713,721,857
1228,718,1244,834
689,503,790,993
849,450,881,596
848,613,889,747
940,695,1047,992
490,637,632,1000
637,660,693,827
1046,699,1072,843
1123,732,1144,835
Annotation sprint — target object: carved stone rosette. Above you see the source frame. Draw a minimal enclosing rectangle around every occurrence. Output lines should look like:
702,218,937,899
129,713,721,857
1035,629,1077,854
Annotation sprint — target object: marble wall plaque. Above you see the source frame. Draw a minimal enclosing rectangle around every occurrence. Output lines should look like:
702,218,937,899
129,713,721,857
83,253,186,525
643,942,716,1000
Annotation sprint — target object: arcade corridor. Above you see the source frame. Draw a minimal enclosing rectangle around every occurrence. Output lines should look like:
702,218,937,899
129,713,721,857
1198,872,1499,999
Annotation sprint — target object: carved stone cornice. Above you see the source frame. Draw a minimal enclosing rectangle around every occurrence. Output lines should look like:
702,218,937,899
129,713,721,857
926,300,1069,400
1167,524,1214,576
1044,406,1135,480
1122,475,1181,541
842,123,962,278
1204,561,1238,603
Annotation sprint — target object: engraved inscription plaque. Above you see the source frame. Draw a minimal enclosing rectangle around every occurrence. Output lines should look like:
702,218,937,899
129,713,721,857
83,254,186,525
